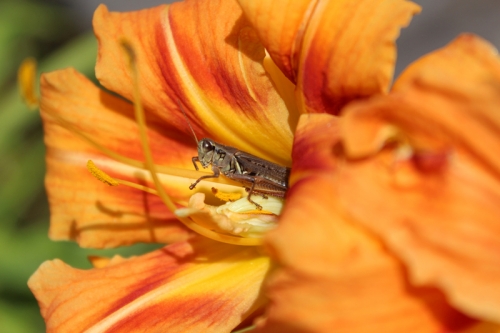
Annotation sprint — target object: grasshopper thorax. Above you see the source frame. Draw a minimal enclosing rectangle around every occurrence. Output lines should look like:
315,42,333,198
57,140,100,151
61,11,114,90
197,138,216,168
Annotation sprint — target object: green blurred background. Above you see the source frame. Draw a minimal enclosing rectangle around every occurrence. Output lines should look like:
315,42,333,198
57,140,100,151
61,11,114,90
0,1,170,331
0,0,498,332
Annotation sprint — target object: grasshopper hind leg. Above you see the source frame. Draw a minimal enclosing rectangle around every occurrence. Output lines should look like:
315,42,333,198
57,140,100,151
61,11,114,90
246,182,263,211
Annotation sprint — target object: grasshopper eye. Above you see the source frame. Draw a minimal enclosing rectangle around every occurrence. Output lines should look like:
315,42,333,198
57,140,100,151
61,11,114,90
202,140,214,152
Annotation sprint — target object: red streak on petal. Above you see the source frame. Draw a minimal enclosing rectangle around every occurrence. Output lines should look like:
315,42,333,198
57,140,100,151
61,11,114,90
412,149,451,173
290,114,339,182
166,1,269,121
107,294,239,332
302,56,369,114
102,242,196,319
155,9,211,139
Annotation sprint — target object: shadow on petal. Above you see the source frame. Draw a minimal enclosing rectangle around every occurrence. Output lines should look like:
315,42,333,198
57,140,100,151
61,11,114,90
258,113,475,332
338,35,500,323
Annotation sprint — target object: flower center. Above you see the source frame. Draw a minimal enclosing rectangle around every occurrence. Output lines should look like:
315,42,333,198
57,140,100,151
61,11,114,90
22,43,283,246
87,159,282,244
90,41,286,246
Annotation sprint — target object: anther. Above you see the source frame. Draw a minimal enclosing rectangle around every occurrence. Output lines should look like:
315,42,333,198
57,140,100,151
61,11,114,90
212,187,242,202
87,160,119,186
18,57,39,109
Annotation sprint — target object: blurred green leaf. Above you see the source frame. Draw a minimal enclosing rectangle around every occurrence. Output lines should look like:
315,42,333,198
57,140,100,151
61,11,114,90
0,0,78,85
0,3,164,332
0,299,43,333
0,25,100,333
0,139,45,230
0,220,162,293
0,32,97,158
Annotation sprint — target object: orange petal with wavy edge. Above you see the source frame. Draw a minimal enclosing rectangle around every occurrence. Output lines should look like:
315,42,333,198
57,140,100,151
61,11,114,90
290,0,419,114
29,237,270,333
40,68,197,248
94,2,295,166
257,113,473,332
338,35,500,322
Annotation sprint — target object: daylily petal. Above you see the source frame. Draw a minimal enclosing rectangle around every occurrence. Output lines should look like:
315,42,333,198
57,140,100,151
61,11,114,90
94,1,295,166
297,0,421,114
240,0,420,114
461,322,500,333
339,35,500,322
40,68,197,247
258,114,472,332
236,0,314,83
29,237,271,333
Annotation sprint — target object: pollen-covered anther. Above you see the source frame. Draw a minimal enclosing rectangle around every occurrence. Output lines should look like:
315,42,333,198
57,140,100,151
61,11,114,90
18,57,39,110
211,187,242,202
175,193,283,238
87,160,119,186
86,160,161,196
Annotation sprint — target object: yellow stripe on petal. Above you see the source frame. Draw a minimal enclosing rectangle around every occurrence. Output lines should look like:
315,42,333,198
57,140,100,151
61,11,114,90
94,3,295,166
29,237,270,333
166,2,294,165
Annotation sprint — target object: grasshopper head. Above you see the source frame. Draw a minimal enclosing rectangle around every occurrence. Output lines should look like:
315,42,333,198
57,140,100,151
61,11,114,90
198,138,216,167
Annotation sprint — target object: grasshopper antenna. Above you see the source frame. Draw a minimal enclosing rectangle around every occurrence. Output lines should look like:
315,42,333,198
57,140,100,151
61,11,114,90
177,99,199,145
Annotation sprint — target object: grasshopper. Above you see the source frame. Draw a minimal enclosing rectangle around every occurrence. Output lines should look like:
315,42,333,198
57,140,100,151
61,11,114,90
179,102,290,210
189,138,290,209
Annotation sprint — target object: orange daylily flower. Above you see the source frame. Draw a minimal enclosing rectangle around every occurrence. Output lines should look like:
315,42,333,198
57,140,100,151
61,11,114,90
27,0,500,332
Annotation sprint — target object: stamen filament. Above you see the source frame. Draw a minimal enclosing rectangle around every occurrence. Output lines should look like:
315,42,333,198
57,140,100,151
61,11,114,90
46,112,239,187
117,179,159,196
122,41,177,212
121,40,262,246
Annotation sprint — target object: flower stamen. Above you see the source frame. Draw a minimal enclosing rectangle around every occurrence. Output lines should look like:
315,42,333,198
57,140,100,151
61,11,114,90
120,39,264,246
87,160,159,195
211,187,242,202
121,40,177,212
45,111,237,186
18,57,39,109
86,160,119,186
